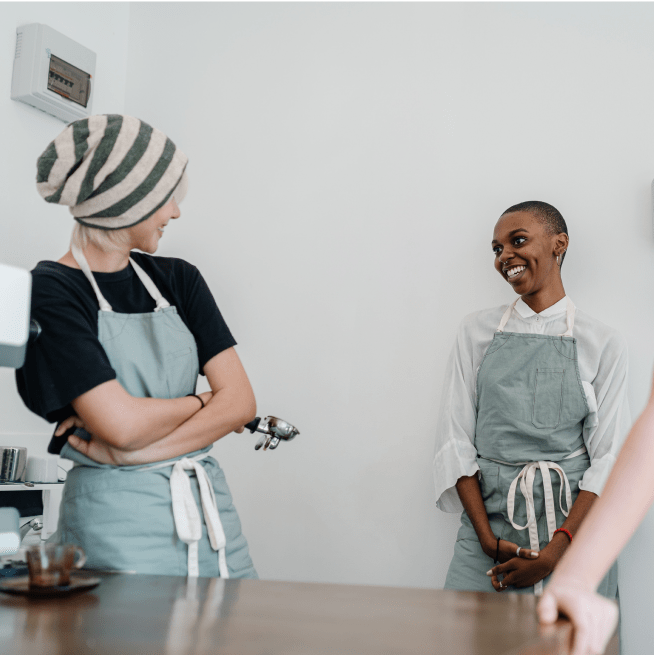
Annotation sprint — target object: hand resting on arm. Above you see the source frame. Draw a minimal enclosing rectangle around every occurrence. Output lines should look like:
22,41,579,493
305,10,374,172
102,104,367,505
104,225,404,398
63,347,256,465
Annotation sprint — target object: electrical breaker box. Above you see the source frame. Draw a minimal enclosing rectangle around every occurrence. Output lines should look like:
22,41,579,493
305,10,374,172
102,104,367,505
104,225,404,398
11,23,96,123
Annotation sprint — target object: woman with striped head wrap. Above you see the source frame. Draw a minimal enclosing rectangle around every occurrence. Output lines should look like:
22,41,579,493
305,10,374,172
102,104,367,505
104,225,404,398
16,115,258,579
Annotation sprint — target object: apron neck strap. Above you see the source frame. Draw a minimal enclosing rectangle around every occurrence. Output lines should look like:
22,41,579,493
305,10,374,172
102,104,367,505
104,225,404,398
496,296,576,337
496,299,520,332
71,245,171,312
128,257,171,311
71,245,112,312
559,297,575,338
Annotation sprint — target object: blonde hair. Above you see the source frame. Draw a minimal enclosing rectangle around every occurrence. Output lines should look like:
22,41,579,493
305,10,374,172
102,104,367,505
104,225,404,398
71,223,132,253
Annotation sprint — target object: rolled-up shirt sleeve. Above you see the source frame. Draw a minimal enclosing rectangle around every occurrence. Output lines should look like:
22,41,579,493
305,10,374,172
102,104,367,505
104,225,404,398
433,318,483,513
579,333,631,496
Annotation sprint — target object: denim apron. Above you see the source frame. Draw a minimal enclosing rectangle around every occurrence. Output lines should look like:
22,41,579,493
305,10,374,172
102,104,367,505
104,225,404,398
56,246,257,579
445,298,617,597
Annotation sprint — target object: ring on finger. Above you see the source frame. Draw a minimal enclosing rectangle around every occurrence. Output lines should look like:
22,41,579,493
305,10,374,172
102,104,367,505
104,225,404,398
516,547,521,557
498,582,503,589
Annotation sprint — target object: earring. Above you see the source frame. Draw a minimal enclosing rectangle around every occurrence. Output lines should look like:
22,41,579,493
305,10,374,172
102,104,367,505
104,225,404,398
556,255,560,265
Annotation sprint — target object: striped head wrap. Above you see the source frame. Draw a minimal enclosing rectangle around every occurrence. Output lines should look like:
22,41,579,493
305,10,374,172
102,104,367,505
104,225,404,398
36,114,188,230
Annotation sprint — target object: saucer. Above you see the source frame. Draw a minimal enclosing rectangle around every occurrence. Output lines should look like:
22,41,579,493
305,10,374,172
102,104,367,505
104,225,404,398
0,574,100,597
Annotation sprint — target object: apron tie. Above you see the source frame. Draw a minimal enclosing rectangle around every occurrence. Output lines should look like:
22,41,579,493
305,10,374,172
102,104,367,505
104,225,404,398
170,457,229,579
143,454,229,579
483,446,586,595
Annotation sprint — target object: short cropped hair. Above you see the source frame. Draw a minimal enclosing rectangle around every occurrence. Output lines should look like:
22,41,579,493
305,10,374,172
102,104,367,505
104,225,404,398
71,223,132,253
501,200,568,265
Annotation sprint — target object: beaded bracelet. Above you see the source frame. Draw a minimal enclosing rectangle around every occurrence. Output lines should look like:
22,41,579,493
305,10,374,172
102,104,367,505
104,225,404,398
553,528,573,543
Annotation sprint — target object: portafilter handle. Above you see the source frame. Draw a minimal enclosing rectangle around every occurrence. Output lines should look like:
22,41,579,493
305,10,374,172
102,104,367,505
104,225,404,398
244,418,262,433
244,416,300,451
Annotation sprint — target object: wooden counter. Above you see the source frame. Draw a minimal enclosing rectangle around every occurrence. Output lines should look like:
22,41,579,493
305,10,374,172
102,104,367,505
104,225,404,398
0,572,618,655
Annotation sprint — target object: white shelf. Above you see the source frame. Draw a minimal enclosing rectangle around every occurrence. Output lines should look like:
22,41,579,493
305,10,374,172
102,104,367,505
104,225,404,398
0,482,64,492
0,483,65,540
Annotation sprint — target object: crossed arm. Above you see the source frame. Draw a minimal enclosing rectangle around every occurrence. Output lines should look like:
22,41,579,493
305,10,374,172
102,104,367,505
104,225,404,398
456,474,597,589
55,347,256,465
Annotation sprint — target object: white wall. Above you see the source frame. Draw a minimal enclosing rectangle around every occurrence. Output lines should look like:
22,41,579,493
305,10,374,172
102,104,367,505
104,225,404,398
0,2,131,453
3,2,654,653
125,4,654,654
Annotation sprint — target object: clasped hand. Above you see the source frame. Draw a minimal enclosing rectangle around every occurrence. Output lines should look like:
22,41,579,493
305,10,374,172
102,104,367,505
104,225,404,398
487,539,554,591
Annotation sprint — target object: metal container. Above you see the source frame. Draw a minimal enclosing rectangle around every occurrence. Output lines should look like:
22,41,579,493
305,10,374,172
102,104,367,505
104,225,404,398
0,447,27,482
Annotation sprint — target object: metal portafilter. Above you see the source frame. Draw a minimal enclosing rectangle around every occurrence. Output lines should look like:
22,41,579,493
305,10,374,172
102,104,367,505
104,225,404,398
243,416,300,451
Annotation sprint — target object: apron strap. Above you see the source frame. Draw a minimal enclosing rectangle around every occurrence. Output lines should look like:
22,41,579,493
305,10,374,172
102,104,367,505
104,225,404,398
496,299,519,332
482,446,587,468
559,297,576,338
71,245,112,312
128,257,171,312
485,447,584,595
70,245,172,313
502,449,582,596
166,455,230,579
496,297,576,337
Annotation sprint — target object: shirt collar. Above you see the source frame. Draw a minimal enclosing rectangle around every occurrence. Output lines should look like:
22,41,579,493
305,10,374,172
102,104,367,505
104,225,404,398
515,296,568,319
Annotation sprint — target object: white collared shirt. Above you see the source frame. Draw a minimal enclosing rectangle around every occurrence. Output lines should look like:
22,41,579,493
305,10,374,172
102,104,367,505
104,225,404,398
433,296,631,512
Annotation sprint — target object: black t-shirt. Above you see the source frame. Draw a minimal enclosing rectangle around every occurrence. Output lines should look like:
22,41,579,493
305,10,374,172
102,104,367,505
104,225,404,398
15,252,236,424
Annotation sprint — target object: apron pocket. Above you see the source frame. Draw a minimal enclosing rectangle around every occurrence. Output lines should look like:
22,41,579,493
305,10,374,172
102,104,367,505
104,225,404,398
532,368,564,429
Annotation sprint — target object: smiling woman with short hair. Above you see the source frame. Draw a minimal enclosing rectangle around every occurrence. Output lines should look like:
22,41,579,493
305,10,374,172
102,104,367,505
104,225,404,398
432,201,629,600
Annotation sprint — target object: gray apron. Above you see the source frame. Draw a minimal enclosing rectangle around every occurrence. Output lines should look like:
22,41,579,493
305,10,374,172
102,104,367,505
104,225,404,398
56,246,257,579
445,298,618,597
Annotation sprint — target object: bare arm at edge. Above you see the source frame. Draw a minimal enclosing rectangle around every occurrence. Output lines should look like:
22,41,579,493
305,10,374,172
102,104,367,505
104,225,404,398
547,376,654,591
535,379,654,655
